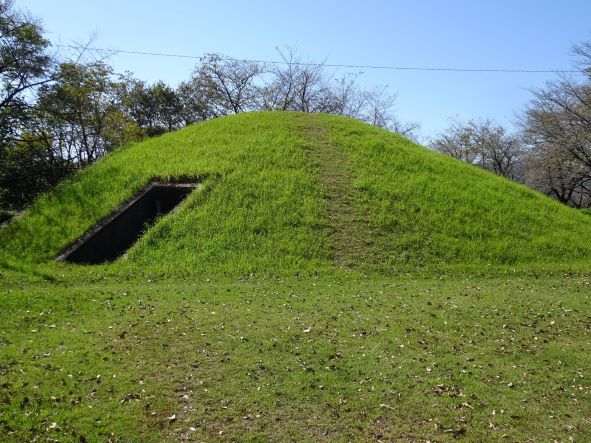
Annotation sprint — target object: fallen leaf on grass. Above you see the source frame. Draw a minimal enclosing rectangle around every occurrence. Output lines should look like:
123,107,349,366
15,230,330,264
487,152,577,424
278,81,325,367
432,384,447,395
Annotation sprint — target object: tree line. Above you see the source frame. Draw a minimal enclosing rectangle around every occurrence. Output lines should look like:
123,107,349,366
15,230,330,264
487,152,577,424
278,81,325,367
0,1,418,217
431,41,591,209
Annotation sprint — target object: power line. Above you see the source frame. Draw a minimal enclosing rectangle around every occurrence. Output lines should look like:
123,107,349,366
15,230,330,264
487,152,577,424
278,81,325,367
54,44,583,74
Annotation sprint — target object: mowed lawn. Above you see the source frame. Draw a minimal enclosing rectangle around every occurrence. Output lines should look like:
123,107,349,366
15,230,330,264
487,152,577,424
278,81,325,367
1,273,589,441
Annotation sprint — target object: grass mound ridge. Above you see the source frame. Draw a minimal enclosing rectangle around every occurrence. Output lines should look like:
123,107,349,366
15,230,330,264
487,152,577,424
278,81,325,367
1,111,590,276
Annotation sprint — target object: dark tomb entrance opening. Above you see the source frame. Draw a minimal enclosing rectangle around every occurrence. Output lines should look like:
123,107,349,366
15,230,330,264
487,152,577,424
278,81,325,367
57,181,199,264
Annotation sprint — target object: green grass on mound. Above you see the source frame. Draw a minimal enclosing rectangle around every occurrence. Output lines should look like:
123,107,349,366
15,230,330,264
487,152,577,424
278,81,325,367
1,111,590,277
308,114,591,272
0,113,330,276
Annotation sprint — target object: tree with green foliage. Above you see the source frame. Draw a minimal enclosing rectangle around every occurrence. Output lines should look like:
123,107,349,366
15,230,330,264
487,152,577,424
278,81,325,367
120,77,183,136
0,0,53,145
176,78,216,124
36,62,140,165
0,62,142,208
0,132,70,206
0,0,56,210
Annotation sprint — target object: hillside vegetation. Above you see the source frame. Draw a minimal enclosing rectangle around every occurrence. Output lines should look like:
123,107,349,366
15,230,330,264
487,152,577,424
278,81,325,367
1,112,590,441
1,111,590,277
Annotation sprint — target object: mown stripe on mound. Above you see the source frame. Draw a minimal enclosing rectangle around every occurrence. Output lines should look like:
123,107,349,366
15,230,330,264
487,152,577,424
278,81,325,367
295,113,380,272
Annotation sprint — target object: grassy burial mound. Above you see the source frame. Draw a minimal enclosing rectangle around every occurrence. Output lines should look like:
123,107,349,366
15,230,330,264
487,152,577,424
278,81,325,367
1,112,590,441
1,111,591,276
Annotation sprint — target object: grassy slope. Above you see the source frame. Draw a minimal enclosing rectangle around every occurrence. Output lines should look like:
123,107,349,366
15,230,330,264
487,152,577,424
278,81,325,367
1,111,591,276
309,114,591,272
0,112,330,276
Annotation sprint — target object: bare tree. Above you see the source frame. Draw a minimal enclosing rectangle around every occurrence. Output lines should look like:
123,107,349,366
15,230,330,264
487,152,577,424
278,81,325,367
519,38,591,206
523,79,591,168
432,118,522,178
325,73,366,117
523,38,591,167
522,142,591,206
258,47,333,113
257,47,420,137
474,121,521,178
359,86,420,138
431,118,479,163
186,54,263,116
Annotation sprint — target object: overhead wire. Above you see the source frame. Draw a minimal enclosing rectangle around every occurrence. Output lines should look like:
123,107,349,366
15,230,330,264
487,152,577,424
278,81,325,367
54,44,583,74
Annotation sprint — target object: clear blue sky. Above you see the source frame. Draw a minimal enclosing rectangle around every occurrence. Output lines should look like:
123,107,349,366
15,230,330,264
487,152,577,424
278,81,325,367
18,0,591,140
